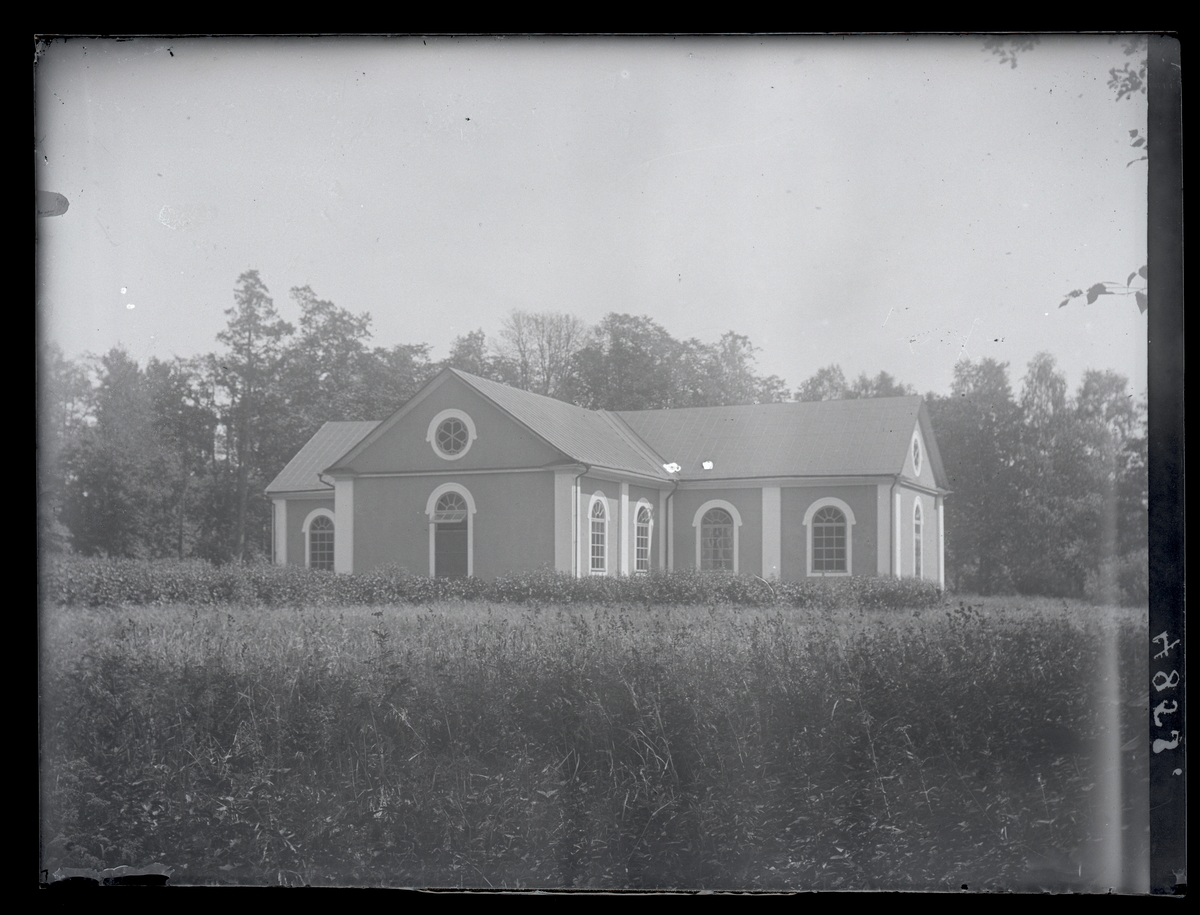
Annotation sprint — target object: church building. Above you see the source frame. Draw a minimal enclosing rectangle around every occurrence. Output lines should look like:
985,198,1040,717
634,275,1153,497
266,368,949,585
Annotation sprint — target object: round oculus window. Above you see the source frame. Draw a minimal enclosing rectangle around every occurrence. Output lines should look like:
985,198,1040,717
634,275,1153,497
436,417,469,456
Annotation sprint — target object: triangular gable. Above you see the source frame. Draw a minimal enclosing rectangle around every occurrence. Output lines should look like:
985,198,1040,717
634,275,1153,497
449,371,671,479
330,368,671,480
266,421,380,494
916,401,950,490
324,370,458,472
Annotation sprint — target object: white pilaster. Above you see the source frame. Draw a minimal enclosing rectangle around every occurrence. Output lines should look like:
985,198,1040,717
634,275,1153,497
761,486,781,579
667,494,675,571
937,496,946,589
576,481,585,577
273,498,287,565
334,478,354,574
658,489,667,571
893,490,902,578
619,483,630,576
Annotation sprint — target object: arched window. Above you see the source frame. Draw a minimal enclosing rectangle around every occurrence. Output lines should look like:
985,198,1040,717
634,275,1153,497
701,509,735,571
912,432,923,477
435,491,469,522
803,498,856,577
590,497,608,575
811,507,847,572
635,504,652,573
913,497,923,580
302,509,335,571
692,500,742,573
425,483,476,577
308,515,335,570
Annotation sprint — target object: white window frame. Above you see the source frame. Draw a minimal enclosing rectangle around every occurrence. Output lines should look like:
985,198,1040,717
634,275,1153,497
426,408,478,461
803,497,856,577
913,496,924,580
425,482,477,576
589,493,609,575
692,499,742,573
302,508,336,570
911,430,923,477
634,499,654,573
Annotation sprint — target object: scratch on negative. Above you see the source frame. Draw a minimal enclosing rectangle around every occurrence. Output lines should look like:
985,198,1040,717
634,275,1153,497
957,318,980,360
96,216,119,247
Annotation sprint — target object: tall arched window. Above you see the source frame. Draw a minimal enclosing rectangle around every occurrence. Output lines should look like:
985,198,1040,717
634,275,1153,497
425,483,476,578
811,507,847,572
590,497,608,575
804,498,856,577
635,504,652,573
308,514,335,570
692,500,742,573
701,508,735,571
433,492,469,578
913,498,923,580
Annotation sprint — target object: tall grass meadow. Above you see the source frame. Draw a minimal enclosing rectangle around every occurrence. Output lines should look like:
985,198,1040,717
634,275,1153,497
41,560,1147,889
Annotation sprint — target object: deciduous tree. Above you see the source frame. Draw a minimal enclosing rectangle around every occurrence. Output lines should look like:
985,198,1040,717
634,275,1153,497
496,310,587,397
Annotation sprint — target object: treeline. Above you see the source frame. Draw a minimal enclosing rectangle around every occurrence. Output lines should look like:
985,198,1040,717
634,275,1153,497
37,270,1147,602
796,357,1147,602
37,271,790,567
924,356,1146,602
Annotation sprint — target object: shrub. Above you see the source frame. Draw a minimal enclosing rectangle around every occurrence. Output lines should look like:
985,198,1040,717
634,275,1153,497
42,556,948,611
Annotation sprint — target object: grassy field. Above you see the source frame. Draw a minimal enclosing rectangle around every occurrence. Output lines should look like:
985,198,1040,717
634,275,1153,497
40,596,1148,891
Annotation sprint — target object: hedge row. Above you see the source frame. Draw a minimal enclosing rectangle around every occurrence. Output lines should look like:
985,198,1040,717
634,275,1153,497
41,557,946,611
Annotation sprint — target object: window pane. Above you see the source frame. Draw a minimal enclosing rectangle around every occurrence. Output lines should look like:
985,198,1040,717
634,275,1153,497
436,418,468,454
812,506,846,572
701,508,734,571
914,504,923,579
309,517,334,571
434,492,468,523
590,500,606,573
635,506,651,572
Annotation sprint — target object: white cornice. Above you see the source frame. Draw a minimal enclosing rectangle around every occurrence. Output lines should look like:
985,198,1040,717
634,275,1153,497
676,475,899,490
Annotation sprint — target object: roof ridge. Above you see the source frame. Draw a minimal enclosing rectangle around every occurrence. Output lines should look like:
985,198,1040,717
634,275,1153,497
449,367,604,418
596,410,669,475
448,370,668,478
616,394,924,418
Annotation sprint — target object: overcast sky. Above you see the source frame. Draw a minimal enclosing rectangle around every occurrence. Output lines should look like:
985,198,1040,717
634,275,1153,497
35,35,1148,399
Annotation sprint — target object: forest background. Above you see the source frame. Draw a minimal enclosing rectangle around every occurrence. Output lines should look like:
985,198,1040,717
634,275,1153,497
37,280,1148,604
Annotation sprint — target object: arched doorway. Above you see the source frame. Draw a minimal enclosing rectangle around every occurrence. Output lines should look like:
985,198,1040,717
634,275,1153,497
433,492,468,578
426,483,476,578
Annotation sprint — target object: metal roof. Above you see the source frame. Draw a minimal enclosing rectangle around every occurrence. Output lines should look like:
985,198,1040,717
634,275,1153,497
269,374,937,494
617,397,925,480
265,421,380,494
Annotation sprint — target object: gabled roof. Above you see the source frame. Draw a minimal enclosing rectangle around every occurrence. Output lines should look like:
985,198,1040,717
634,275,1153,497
439,370,672,479
266,421,380,494
618,396,928,481
270,372,946,495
